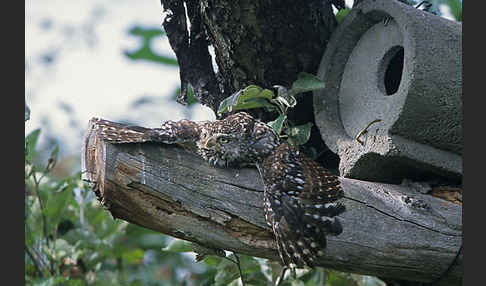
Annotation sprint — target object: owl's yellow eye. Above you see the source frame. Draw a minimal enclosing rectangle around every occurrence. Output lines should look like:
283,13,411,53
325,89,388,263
218,136,230,144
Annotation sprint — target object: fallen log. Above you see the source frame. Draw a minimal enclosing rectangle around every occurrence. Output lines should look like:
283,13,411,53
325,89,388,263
82,119,462,285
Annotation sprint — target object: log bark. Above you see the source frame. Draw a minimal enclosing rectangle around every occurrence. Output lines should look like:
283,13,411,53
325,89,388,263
82,120,462,285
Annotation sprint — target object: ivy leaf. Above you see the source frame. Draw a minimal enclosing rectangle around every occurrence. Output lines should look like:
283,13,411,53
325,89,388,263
217,85,275,115
267,114,287,135
162,238,193,253
289,72,326,96
288,122,313,145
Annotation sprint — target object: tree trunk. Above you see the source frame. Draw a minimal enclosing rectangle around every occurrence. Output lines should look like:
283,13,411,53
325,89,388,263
82,124,462,285
159,0,342,172
160,0,336,123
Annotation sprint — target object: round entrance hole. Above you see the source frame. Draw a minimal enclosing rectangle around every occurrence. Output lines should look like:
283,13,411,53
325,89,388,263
379,46,404,96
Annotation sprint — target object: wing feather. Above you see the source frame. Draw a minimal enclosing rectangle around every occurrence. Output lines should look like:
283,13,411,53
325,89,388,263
260,143,345,267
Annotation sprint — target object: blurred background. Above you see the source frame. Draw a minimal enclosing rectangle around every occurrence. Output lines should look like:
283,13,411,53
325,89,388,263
25,0,461,285
25,0,215,174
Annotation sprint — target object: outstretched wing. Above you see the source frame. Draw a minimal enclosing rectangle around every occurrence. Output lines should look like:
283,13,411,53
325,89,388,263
89,118,152,143
89,118,202,146
260,143,345,267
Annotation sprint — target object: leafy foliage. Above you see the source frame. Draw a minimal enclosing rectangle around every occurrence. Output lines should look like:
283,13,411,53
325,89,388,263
25,107,197,285
218,85,276,115
218,72,324,146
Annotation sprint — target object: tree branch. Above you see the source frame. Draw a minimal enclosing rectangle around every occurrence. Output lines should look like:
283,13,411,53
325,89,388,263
82,120,462,285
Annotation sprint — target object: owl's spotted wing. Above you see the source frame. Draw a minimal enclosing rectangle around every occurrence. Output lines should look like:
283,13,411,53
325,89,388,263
260,143,345,267
89,118,202,146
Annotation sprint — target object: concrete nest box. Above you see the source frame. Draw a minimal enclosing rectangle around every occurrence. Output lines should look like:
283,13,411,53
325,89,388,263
313,0,462,183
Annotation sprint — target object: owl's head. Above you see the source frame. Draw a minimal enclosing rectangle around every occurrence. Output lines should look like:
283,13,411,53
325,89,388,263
197,112,281,167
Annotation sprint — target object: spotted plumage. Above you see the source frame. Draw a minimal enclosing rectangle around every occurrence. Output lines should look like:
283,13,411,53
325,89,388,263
89,112,345,268
260,143,344,267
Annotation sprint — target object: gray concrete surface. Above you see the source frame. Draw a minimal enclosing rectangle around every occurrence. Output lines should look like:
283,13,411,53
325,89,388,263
313,0,462,183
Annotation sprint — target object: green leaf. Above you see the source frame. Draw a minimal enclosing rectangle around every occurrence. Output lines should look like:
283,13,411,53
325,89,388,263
267,114,287,135
32,277,70,286
45,184,74,227
279,279,305,286
336,7,350,23
203,255,224,267
298,268,320,285
53,238,72,258
237,255,270,286
162,238,193,253
49,146,59,162
217,85,275,115
124,26,178,66
122,248,145,264
214,257,239,286
447,0,462,21
128,26,165,38
239,97,276,111
25,129,41,162
124,48,178,66
170,85,198,106
289,72,326,96
288,122,313,145
184,85,197,106
325,270,359,286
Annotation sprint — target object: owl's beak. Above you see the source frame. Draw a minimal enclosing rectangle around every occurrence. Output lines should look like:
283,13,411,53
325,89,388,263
203,136,218,148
